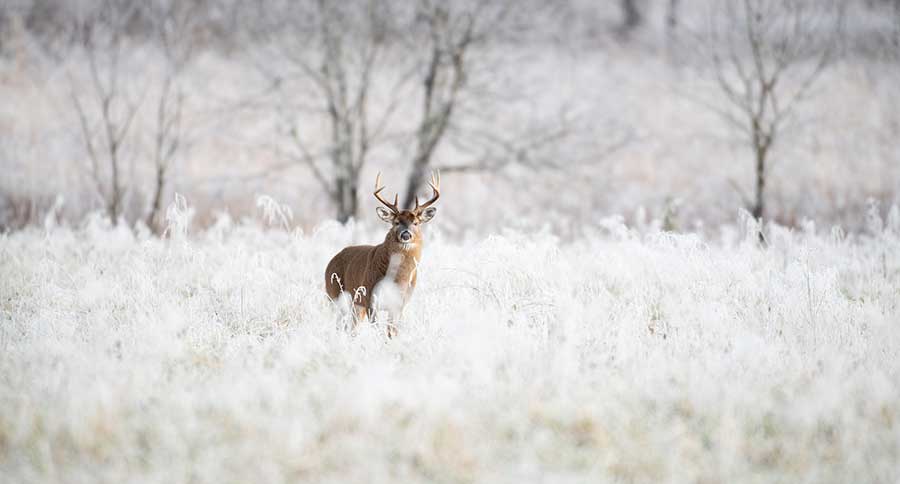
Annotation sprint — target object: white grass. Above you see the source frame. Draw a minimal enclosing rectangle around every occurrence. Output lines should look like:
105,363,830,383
1,213,899,483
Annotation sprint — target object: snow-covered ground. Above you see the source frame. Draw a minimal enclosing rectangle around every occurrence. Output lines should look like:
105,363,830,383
2,209,898,483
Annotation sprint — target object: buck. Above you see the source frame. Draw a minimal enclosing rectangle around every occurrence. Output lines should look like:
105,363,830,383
324,172,440,337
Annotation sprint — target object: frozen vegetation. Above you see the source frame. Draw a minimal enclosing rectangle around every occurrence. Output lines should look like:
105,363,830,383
1,207,899,483
1,2,899,481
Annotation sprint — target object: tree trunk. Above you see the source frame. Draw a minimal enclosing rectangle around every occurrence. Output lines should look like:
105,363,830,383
334,175,358,223
106,158,118,225
621,0,642,31
894,0,900,50
108,174,121,226
402,155,430,211
666,0,679,35
752,148,766,243
402,96,455,209
146,164,165,233
752,150,765,221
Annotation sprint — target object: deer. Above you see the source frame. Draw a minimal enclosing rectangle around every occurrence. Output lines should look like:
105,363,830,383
324,172,440,337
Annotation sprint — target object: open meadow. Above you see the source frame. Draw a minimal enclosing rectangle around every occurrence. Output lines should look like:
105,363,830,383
2,210,899,483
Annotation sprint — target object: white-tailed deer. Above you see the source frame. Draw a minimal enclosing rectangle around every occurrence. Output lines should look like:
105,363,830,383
324,172,440,337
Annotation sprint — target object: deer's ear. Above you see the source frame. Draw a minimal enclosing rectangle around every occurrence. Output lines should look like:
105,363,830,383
376,207,395,223
419,206,437,224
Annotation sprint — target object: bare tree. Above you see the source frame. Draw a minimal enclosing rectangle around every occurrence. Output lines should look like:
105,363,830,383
249,0,403,223
895,0,900,45
400,1,478,208
868,0,900,208
144,0,197,233
620,0,643,36
68,0,201,232
69,0,144,226
699,0,842,230
400,0,570,208
666,0,680,37
251,0,575,221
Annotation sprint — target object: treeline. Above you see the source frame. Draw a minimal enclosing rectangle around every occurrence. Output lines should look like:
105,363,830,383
0,0,898,235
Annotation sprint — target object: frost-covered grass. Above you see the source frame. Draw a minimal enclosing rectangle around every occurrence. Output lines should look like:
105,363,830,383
1,215,899,483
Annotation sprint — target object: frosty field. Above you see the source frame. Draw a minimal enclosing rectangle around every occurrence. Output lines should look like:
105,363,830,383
1,214,899,484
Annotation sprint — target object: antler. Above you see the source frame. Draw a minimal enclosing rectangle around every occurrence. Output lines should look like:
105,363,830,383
374,172,400,214
414,171,441,212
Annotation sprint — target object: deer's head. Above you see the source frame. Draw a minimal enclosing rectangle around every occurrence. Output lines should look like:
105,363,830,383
373,172,440,248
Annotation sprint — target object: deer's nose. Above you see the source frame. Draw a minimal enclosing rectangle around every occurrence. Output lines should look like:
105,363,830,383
399,230,412,242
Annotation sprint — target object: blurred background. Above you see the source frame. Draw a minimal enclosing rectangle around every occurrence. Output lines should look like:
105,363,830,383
0,0,897,237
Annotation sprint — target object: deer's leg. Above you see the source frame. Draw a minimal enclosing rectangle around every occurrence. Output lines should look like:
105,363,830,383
352,304,368,332
368,302,397,339
385,304,406,339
